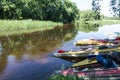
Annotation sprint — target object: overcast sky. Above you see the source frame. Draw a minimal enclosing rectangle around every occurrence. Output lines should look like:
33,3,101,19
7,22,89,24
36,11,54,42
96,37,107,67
71,0,112,17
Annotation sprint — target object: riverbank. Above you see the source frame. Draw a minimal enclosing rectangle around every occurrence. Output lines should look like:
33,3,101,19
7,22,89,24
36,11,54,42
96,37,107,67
0,20,62,36
75,20,120,32
0,20,120,36
76,20,120,25
87,20,120,25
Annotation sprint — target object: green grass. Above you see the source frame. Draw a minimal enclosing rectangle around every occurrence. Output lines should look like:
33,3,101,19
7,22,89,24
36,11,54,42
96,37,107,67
0,20,62,36
1,19,119,36
49,73,84,80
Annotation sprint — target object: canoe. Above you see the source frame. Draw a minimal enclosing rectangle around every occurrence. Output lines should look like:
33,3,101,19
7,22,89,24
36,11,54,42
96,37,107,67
75,37,120,46
60,66,120,79
75,39,108,46
53,46,120,62
56,53,120,79
72,54,118,68
71,59,101,70
72,59,98,67
53,51,88,62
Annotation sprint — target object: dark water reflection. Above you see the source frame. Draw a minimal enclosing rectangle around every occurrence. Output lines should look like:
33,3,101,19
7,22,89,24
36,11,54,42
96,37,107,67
0,24,77,80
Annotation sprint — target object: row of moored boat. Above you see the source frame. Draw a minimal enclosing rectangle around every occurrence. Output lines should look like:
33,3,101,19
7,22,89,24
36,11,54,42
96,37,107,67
53,32,120,79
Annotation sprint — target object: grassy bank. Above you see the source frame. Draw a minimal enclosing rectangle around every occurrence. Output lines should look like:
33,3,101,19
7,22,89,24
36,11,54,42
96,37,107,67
0,20,62,36
87,20,120,25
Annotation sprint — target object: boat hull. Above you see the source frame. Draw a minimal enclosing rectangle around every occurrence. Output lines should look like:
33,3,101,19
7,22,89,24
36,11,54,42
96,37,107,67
53,47,120,62
54,54,87,62
60,67,120,79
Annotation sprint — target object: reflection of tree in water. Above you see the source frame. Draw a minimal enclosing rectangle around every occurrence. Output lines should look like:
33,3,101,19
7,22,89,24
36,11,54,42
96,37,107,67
0,52,7,74
0,24,77,73
0,24,77,54
77,22,100,33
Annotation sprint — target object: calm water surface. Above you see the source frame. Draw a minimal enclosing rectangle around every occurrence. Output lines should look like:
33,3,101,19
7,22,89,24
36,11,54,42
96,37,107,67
0,24,120,80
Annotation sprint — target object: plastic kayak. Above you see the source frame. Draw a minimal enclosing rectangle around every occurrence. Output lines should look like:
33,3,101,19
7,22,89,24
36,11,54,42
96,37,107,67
60,66,120,79
75,37,120,46
53,46,120,62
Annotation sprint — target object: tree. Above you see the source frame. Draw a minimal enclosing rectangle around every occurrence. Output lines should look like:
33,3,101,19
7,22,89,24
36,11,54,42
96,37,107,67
92,0,120,19
110,0,120,19
62,0,79,23
92,0,102,20
80,10,97,21
0,0,79,23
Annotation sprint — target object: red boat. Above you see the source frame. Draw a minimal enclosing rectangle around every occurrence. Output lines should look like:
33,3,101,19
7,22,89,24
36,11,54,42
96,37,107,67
60,67,120,79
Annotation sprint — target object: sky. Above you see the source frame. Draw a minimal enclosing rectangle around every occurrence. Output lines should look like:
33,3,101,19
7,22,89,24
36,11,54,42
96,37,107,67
71,0,113,17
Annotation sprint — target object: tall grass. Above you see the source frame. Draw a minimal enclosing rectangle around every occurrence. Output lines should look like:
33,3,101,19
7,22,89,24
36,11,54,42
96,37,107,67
0,20,62,36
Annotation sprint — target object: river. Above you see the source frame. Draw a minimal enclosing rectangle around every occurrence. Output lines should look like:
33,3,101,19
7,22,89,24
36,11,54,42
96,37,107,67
0,24,120,80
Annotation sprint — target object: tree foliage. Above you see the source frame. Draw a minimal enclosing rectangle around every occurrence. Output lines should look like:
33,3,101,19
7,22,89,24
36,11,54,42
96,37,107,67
92,0,120,19
91,0,102,20
80,10,99,21
92,0,101,12
110,0,120,18
0,0,79,23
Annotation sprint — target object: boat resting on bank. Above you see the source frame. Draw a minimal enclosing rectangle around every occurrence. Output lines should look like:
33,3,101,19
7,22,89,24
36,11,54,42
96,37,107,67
56,52,120,79
60,66,120,79
75,32,120,46
59,52,120,79
75,37,120,46
53,45,120,62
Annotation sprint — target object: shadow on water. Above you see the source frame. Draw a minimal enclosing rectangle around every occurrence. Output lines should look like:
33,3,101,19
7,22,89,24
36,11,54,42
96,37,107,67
0,24,77,80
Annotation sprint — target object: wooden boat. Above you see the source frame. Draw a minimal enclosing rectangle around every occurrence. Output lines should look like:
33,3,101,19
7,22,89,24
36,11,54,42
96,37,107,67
53,46,120,62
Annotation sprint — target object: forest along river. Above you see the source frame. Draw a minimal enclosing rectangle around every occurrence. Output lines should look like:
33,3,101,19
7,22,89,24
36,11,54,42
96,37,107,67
0,24,120,80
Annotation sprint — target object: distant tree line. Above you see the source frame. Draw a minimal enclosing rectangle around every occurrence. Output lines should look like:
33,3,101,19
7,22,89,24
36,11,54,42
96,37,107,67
0,0,79,23
79,9,119,21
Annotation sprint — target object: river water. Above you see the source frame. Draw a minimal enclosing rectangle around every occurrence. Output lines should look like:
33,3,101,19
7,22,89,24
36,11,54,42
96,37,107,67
0,24,120,80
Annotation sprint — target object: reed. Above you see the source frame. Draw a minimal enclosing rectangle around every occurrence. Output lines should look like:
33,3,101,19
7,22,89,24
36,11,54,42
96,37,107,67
0,20,62,36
